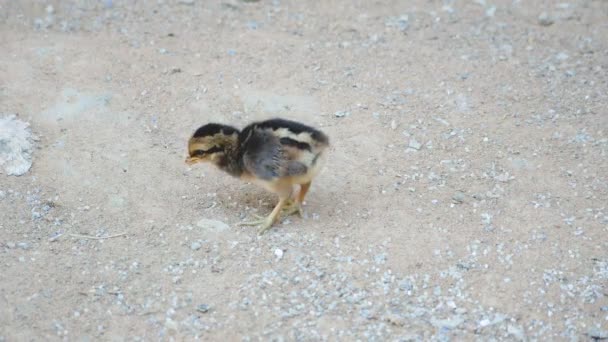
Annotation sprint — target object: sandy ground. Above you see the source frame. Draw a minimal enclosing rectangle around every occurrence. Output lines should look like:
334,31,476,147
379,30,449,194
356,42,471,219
1,0,607,340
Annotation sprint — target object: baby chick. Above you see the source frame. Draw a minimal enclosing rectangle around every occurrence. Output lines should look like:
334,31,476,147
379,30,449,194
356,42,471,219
186,118,329,235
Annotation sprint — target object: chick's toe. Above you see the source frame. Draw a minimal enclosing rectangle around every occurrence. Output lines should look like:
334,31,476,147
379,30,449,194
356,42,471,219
281,199,303,217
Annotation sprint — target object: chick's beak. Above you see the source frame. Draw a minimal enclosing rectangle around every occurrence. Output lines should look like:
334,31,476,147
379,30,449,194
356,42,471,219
185,157,199,165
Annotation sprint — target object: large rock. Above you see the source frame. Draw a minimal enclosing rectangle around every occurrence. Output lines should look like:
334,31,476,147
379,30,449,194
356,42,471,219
0,115,34,176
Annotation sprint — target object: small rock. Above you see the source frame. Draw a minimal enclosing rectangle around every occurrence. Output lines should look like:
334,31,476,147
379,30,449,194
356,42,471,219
274,248,284,260
587,328,608,340
374,253,387,264
455,94,469,112
398,279,413,291
485,6,496,17
394,15,409,31
6,241,16,249
430,316,464,329
178,0,195,4
196,304,210,313
48,231,63,242
0,115,35,176
452,191,466,203
555,52,569,61
481,213,494,231
507,324,525,340
384,313,406,326
191,241,202,251
334,111,350,118
538,12,554,26
196,219,229,233
17,242,31,250
408,138,422,150
164,318,178,331
360,308,373,319
495,172,512,182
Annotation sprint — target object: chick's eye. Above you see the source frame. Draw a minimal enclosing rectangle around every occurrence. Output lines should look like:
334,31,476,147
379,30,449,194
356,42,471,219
204,146,224,154
192,149,207,157
192,146,223,157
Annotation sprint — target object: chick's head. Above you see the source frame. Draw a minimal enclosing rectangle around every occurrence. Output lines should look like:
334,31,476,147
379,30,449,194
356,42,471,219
186,123,239,166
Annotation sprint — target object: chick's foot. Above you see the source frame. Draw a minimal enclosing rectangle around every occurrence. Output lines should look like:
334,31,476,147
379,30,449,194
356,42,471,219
281,199,303,217
237,215,276,235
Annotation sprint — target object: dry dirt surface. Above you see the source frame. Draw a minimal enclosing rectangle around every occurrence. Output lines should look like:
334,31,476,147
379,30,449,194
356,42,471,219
1,0,607,340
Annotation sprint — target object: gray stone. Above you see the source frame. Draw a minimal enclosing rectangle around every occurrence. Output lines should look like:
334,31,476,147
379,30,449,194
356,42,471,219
430,316,464,329
334,111,350,118
385,15,409,31
452,191,466,203
507,324,525,340
196,304,210,313
196,219,229,233
17,242,31,250
0,115,34,176
408,138,422,150
374,253,387,264
538,12,554,26
190,241,202,251
587,328,608,340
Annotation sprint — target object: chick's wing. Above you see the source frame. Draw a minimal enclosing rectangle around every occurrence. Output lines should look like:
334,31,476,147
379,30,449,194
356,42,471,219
242,129,308,180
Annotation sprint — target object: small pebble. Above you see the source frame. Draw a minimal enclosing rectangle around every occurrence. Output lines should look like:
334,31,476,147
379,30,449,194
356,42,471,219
408,138,422,150
274,248,284,260
191,241,202,251
587,328,608,340
17,242,31,250
196,304,210,313
452,191,466,203
538,12,554,26
334,111,350,118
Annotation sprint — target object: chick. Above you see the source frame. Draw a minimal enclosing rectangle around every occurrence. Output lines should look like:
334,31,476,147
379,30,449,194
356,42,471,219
186,118,329,235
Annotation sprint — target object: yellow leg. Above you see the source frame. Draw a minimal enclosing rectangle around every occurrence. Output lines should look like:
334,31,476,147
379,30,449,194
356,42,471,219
281,198,301,217
297,182,311,203
238,197,288,235
281,182,311,217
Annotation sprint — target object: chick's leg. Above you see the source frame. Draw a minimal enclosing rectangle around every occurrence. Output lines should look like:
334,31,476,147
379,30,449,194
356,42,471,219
238,184,292,235
281,182,311,217
237,198,284,230
257,196,289,235
297,182,312,203
281,198,300,216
